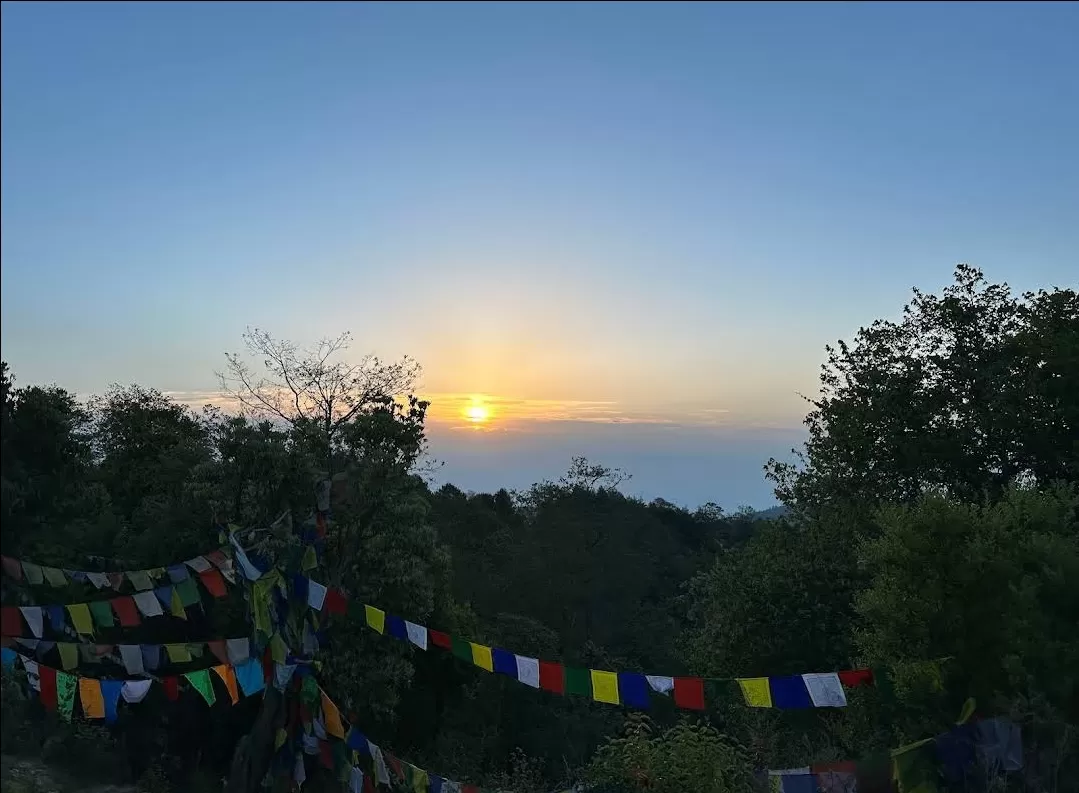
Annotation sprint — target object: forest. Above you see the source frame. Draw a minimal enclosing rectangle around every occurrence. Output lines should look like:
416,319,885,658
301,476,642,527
1,264,1076,793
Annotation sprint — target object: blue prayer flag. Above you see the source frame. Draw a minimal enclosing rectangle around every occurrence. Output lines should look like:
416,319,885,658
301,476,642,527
617,672,651,709
101,680,124,723
492,648,518,678
769,675,813,709
386,615,407,641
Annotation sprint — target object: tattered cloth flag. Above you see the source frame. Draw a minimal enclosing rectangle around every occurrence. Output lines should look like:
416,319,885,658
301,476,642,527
56,671,78,720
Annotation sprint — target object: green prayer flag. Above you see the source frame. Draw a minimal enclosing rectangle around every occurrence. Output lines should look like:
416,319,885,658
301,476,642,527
301,675,320,706
301,545,317,572
270,633,288,664
451,636,473,662
565,666,592,697
88,600,115,629
127,570,153,591
252,576,276,638
57,643,79,670
22,562,44,586
42,567,68,587
175,576,200,608
184,669,216,706
56,671,77,720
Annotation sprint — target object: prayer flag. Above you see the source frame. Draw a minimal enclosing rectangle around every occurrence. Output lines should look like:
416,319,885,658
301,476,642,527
539,660,565,693
646,675,674,695
565,667,591,697
58,643,78,670
1,607,21,636
111,597,141,627
1,555,23,580
270,633,288,664
86,572,110,589
350,767,365,793
618,672,650,708
208,641,229,665
119,645,145,676
106,573,124,591
142,644,161,671
23,562,44,586
405,621,428,650
347,728,367,751
127,570,153,591
185,556,212,573
838,668,873,688
88,601,115,629
39,664,58,710
451,636,473,662
165,643,192,663
56,671,77,720
80,677,106,719
429,630,451,650
364,605,386,634
175,577,201,608
469,643,493,672
226,638,250,665
163,676,179,701
167,565,189,584
121,679,153,703
18,607,43,638
802,672,847,707
0,647,16,670
323,588,347,615
235,658,266,696
321,690,346,738
492,648,518,678
46,605,66,632
154,585,173,610
213,664,240,704
516,656,540,688
169,589,187,619
370,743,390,785
591,670,620,705
66,604,95,635
387,615,407,641
198,568,228,598
738,677,773,707
43,567,68,587
184,669,216,706
101,680,123,723
301,545,318,572
132,591,163,618
307,580,328,611
769,675,813,709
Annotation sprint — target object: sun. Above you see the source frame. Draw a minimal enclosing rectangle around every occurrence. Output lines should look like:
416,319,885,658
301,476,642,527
465,403,490,423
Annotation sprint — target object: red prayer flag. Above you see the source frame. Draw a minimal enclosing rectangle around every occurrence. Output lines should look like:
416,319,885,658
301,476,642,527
428,630,451,650
38,665,58,711
362,774,375,793
386,754,403,780
838,669,873,687
262,647,273,687
205,550,228,569
163,676,179,701
207,640,229,664
1,556,22,581
315,512,327,538
198,568,228,598
462,786,480,793
673,677,705,710
539,660,565,694
1,606,22,636
322,587,347,615
318,740,334,769
110,597,141,627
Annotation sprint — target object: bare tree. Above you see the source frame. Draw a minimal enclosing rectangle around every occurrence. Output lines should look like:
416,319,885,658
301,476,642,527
217,328,421,468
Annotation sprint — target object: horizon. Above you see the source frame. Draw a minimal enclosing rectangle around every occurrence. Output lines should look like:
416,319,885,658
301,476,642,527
3,2,1077,509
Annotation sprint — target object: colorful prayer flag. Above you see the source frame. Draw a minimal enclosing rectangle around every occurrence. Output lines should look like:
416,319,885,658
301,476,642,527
1,556,23,581
769,675,813,709
101,680,123,723
539,660,565,693
66,604,94,636
323,588,347,615
57,643,78,670
516,656,540,688
492,648,518,678
469,643,493,672
838,668,873,687
39,664,58,710
199,568,228,597
738,677,773,707
321,690,346,738
617,672,650,708
88,601,115,629
364,605,385,634
165,643,192,663
1,607,21,636
18,607,43,638
429,630,451,650
111,597,141,627
591,670,620,705
802,672,847,707
404,621,428,650
23,562,44,586
184,669,216,706
565,666,591,697
56,671,77,720
42,567,68,587
132,591,163,618
80,677,105,719
213,664,240,704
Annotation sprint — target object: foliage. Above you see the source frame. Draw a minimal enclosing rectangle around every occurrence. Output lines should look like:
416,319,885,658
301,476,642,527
586,720,756,793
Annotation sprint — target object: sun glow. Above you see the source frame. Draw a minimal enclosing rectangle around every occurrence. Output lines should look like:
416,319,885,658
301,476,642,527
464,399,491,424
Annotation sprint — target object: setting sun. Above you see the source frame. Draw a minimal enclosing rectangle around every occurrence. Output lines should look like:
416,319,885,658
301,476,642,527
465,402,490,423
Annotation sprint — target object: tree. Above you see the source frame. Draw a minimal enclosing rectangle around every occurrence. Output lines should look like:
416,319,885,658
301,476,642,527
767,265,1079,518
218,328,423,476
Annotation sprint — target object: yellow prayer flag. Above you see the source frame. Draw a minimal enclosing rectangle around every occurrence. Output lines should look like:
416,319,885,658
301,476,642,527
170,589,187,620
66,604,95,636
301,545,318,572
470,643,493,672
79,677,105,719
590,670,620,705
270,633,288,664
321,690,346,738
57,643,78,670
364,605,386,634
275,728,288,750
212,664,239,704
165,643,192,663
737,677,773,707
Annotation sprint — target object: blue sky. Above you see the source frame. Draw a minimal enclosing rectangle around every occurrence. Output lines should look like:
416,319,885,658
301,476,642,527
2,2,1076,508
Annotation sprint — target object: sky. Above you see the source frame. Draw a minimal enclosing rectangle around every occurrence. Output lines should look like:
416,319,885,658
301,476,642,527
2,2,1077,509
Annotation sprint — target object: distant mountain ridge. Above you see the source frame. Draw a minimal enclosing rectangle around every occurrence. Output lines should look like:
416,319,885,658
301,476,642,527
753,505,789,520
